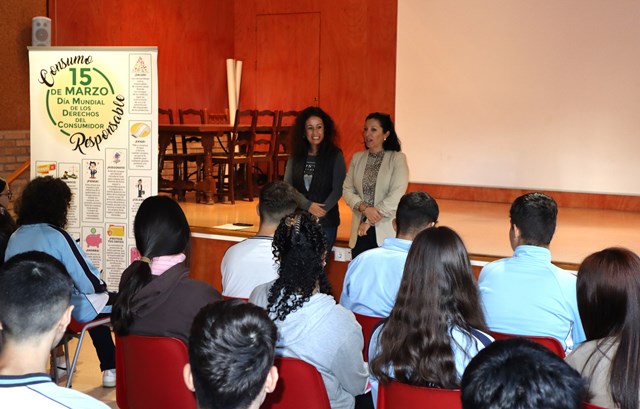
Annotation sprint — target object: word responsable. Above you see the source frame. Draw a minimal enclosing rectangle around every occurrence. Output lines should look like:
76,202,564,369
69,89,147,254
38,54,126,155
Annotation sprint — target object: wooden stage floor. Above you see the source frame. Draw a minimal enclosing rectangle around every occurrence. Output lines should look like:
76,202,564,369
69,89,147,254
179,195,640,269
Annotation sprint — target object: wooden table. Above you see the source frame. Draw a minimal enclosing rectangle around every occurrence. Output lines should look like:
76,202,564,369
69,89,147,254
158,123,291,204
159,124,235,204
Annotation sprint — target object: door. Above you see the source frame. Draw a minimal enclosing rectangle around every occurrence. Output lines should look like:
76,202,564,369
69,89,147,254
256,12,320,110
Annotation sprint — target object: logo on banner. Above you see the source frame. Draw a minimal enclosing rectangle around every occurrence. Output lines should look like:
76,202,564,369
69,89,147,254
38,55,126,155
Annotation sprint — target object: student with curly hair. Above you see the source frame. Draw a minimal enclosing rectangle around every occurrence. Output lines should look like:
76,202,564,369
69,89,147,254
250,211,368,409
5,176,116,387
369,226,492,407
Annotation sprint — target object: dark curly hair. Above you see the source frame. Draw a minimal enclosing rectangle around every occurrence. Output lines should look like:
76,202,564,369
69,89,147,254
267,211,332,321
291,106,339,159
16,176,72,227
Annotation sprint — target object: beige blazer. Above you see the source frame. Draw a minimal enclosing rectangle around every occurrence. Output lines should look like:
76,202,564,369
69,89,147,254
342,150,409,248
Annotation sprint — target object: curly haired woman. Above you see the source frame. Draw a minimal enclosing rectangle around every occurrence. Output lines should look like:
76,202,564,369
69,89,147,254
249,211,368,409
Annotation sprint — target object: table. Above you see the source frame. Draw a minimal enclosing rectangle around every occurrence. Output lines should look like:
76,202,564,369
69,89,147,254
159,124,234,204
159,123,291,204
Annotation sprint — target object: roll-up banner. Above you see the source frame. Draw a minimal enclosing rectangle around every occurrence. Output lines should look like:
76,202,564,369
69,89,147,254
28,47,159,290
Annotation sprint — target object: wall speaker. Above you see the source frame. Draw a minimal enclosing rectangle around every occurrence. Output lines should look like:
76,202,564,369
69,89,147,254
32,16,51,47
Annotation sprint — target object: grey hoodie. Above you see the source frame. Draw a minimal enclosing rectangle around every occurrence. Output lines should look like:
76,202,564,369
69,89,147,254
250,281,369,409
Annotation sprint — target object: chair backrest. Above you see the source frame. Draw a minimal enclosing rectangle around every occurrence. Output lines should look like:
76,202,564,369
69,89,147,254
378,381,462,409
116,335,196,409
260,357,330,409
207,110,229,124
583,402,607,409
489,331,566,358
158,108,174,124
254,110,278,155
275,110,298,153
230,109,257,156
353,312,383,361
178,108,207,124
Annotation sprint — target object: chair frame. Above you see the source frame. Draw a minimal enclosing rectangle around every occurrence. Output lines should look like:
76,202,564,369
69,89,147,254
377,381,462,409
252,110,279,188
353,312,383,361
273,110,298,180
489,331,566,358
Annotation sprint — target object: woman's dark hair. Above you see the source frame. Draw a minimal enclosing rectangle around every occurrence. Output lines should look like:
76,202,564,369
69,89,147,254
366,112,401,152
112,196,191,335
0,205,17,265
291,106,338,159
370,226,487,389
267,211,331,321
577,247,640,409
15,176,72,227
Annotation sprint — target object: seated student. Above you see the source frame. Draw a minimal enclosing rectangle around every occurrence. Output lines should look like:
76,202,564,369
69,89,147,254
369,226,492,408
565,247,640,409
340,191,438,317
221,181,298,298
184,300,279,409
478,192,585,350
112,196,221,344
4,176,116,387
0,251,108,408
461,338,587,409
250,211,368,409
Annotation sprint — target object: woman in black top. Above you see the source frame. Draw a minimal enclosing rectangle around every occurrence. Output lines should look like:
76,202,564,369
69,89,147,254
284,106,346,251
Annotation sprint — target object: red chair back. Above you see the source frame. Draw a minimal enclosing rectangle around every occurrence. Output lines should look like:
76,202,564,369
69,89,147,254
378,381,461,409
490,331,566,358
353,312,383,361
116,335,196,409
583,403,607,409
261,357,330,409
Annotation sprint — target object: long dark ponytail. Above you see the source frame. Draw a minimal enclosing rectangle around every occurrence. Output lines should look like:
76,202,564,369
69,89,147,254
112,196,191,335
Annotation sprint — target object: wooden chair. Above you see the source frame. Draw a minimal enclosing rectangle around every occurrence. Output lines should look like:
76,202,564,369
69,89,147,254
207,109,229,124
273,110,298,180
158,108,181,198
116,335,196,409
489,331,566,358
260,357,330,409
251,110,278,188
211,109,257,203
378,381,461,409
353,312,383,361
178,108,207,201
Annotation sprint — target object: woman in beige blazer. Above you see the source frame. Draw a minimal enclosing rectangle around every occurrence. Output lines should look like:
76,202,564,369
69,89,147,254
343,113,409,258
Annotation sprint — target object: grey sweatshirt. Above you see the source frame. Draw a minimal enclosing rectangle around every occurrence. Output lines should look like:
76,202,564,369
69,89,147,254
250,281,369,409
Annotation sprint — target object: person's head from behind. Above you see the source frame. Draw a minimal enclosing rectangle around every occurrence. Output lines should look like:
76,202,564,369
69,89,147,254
0,251,73,350
577,247,640,409
112,196,191,335
509,192,557,249
268,211,331,321
258,181,298,227
461,338,587,409
185,300,278,409
15,176,72,227
292,106,337,157
370,226,486,388
394,191,439,240
364,112,401,152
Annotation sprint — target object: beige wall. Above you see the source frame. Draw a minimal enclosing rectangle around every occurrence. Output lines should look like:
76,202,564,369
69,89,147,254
397,0,640,195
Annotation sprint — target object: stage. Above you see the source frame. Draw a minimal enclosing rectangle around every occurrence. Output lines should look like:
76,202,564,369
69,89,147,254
178,194,640,296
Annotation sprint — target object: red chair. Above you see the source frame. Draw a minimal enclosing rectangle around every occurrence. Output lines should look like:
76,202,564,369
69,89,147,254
353,312,383,361
378,381,462,409
55,316,111,388
583,403,607,409
261,357,330,409
490,331,566,358
116,335,196,409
